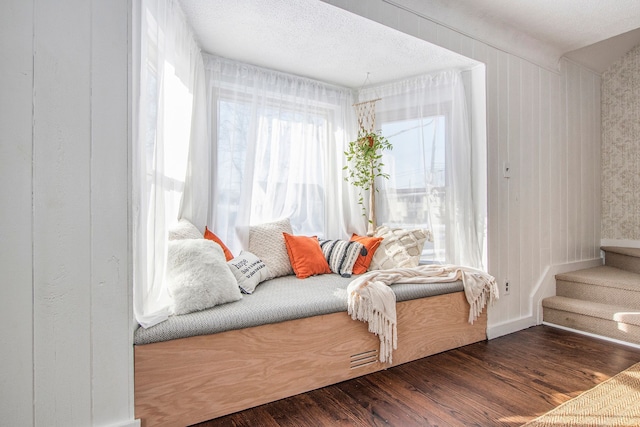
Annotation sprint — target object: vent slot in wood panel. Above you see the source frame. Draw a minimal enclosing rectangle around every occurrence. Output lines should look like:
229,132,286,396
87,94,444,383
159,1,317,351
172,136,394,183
350,349,378,369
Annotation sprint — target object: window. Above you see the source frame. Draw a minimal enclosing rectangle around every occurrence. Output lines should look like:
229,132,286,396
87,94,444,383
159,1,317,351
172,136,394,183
362,70,483,267
378,115,446,262
141,7,192,219
213,92,333,250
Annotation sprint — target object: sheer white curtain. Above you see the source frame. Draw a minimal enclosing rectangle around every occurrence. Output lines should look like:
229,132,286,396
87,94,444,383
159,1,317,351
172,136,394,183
191,56,364,252
133,0,205,328
359,71,484,268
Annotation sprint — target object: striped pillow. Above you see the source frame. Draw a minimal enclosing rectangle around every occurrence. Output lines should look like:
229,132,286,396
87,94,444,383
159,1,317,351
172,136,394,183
319,239,365,278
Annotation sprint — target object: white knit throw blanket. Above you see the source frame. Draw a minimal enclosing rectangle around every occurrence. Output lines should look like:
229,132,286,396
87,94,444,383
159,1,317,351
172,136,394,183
346,264,499,364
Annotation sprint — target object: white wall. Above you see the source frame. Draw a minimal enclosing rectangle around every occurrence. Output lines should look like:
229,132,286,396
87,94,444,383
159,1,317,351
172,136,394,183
0,0,135,426
323,0,603,337
1,2,35,424
0,0,604,424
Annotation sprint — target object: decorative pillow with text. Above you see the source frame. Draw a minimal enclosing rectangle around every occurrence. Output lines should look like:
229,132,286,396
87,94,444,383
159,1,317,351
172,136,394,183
227,251,270,294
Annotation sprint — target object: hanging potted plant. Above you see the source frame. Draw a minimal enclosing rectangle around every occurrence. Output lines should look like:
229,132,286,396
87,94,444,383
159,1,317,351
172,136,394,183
343,127,393,234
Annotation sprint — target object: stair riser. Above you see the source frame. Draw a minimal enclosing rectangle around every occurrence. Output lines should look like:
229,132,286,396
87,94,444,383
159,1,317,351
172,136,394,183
556,280,640,310
543,308,640,345
605,251,640,275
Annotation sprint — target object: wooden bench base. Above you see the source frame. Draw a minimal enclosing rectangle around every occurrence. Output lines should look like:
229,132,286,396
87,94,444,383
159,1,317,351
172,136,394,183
134,291,487,426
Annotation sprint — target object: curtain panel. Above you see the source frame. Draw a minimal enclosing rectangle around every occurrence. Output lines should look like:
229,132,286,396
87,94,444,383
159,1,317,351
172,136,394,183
191,55,365,253
358,71,484,268
133,0,205,328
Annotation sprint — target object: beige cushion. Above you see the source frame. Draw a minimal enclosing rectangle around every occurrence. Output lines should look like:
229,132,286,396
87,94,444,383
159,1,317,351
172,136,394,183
248,218,294,279
368,226,430,270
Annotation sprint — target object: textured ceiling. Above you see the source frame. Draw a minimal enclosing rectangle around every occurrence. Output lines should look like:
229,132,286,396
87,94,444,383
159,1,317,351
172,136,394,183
179,0,640,81
179,0,479,89
412,0,640,52
386,0,640,72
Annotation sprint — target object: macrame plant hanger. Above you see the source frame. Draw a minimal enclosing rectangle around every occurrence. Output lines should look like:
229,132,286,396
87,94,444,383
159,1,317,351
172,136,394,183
353,73,381,236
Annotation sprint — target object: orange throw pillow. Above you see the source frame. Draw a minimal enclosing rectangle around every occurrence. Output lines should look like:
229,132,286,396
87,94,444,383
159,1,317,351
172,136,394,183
350,234,384,274
283,233,331,279
204,227,234,261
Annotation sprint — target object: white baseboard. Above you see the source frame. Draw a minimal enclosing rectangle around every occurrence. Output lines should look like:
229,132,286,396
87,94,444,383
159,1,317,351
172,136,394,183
487,315,536,340
107,420,140,427
543,322,640,350
487,258,604,340
601,239,640,249
488,315,640,348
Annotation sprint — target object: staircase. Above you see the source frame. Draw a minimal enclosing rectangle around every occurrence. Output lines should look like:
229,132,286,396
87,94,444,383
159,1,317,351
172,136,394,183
542,246,640,346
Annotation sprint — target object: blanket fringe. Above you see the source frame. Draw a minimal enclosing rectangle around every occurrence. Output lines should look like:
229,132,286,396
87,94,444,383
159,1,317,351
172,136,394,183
467,275,500,323
348,294,397,364
347,265,499,365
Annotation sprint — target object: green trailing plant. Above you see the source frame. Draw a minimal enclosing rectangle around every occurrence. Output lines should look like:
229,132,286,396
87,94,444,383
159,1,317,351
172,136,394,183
343,128,393,220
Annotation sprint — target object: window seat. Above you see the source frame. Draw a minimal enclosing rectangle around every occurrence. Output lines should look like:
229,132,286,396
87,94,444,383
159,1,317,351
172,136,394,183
134,273,486,427
134,273,463,345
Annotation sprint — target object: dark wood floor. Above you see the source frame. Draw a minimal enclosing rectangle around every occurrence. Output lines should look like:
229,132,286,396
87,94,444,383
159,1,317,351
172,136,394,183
193,326,640,427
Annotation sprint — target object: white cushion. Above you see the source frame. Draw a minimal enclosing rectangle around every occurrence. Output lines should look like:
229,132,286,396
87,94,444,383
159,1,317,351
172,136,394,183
227,251,270,294
248,218,294,279
166,238,241,315
368,226,430,270
168,218,202,240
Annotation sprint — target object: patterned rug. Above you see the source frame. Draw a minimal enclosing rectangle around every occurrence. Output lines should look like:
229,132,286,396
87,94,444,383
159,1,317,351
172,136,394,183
522,362,640,427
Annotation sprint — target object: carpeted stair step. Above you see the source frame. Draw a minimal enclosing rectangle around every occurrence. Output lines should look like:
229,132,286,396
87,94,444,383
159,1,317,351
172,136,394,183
542,296,640,345
555,266,640,310
602,246,640,275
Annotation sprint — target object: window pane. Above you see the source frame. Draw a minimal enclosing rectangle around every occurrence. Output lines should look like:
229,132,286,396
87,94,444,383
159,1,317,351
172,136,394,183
215,97,328,249
379,116,446,262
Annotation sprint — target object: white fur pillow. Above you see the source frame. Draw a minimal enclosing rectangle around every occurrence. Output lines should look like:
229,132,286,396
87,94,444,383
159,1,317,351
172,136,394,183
168,218,202,240
368,226,431,271
227,251,270,294
166,238,241,315
248,218,294,279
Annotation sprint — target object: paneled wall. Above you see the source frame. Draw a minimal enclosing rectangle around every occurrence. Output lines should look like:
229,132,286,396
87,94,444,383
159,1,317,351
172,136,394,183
0,1,134,426
0,1,605,424
323,0,602,335
1,2,34,424
602,44,640,244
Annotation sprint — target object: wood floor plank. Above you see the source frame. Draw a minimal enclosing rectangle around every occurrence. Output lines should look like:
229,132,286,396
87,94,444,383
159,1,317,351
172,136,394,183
305,386,373,427
353,363,464,426
337,375,438,426
192,326,640,427
388,357,510,426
